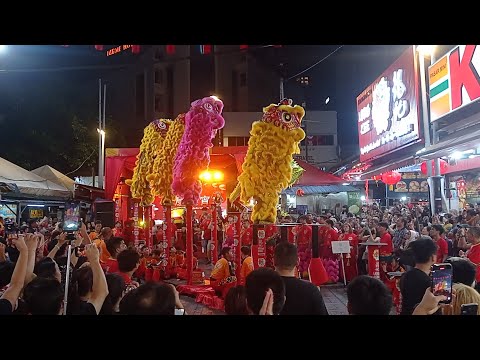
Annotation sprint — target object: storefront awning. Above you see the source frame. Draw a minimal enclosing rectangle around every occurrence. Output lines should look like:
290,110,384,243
283,185,358,195
360,156,416,179
417,125,480,161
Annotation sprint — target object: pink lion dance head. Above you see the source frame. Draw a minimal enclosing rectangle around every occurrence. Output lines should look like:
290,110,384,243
172,96,225,205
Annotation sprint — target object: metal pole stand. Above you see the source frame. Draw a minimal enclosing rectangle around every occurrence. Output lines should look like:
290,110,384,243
185,201,194,285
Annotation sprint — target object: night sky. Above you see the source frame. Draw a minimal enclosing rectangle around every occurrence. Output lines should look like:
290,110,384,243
0,45,411,171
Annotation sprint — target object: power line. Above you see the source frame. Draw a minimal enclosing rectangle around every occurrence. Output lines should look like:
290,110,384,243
65,149,97,176
286,46,343,81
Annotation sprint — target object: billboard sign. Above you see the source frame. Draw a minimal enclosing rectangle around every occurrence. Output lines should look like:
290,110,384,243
429,45,480,122
357,46,420,162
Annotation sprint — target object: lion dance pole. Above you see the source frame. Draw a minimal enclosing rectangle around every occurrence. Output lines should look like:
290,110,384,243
172,96,225,285
230,99,306,268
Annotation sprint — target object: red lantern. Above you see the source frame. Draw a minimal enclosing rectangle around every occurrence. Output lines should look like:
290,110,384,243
381,171,402,185
420,159,448,175
200,45,212,54
296,188,305,197
372,175,382,181
166,45,176,55
240,45,248,51
132,45,141,54
94,45,103,51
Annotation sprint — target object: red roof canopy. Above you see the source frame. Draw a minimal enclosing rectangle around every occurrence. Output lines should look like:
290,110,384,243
213,146,345,186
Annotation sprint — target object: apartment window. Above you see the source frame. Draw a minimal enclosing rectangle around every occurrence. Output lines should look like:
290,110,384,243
301,134,334,147
229,136,250,146
136,73,145,118
155,94,164,113
155,69,163,84
239,72,247,87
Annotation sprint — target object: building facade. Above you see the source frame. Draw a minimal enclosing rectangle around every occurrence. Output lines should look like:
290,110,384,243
222,110,339,171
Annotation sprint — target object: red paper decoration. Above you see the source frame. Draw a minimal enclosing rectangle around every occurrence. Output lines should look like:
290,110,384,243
166,45,176,55
132,45,141,54
296,188,305,197
381,171,402,185
420,159,448,175
372,175,382,181
94,45,104,51
200,45,212,54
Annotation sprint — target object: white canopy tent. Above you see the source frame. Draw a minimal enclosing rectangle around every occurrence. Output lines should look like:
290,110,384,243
0,157,71,199
31,165,75,192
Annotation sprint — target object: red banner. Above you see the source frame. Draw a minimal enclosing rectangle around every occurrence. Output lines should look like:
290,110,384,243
357,46,420,162
133,201,140,245
228,212,242,278
367,245,381,279
256,225,267,268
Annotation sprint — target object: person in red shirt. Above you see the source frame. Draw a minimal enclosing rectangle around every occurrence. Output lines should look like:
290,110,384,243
322,220,338,260
103,237,127,273
337,223,359,282
240,220,253,247
317,216,328,257
113,221,124,238
430,225,448,263
460,227,480,284
377,222,393,258
116,249,141,286
224,216,235,248
293,215,312,279
200,213,213,263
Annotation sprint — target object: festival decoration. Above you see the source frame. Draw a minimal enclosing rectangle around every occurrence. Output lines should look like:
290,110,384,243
420,159,448,175
381,171,402,185
148,114,186,205
126,119,170,205
296,188,305,197
172,96,225,205
230,99,305,223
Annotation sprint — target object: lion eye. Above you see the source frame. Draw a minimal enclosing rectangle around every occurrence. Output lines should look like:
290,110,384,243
203,103,213,111
282,112,292,122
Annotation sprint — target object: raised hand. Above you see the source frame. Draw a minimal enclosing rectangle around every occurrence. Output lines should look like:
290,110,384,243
85,243,100,263
259,288,274,315
57,232,67,247
12,235,28,253
25,233,39,252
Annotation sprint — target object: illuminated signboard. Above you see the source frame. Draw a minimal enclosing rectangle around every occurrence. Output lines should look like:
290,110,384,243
357,46,420,163
106,45,134,57
429,45,480,122
29,209,44,218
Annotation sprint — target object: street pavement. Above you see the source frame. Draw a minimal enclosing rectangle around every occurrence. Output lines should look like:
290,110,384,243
168,256,350,315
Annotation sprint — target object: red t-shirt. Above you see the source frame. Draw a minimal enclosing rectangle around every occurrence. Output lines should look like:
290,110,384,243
201,219,212,240
467,243,480,282
436,237,448,263
225,223,235,239
341,233,359,254
379,232,393,256
117,272,132,285
104,258,119,273
324,228,338,248
295,224,312,245
241,227,253,246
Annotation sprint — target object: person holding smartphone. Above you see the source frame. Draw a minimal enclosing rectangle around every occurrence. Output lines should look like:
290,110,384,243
399,237,438,315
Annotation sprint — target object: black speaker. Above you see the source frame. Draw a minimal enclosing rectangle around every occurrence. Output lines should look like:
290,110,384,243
94,201,115,228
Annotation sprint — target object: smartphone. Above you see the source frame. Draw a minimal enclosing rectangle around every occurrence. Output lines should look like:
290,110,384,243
63,202,81,232
431,263,453,304
460,303,478,315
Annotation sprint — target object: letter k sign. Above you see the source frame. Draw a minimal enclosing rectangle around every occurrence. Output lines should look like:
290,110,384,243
449,45,480,110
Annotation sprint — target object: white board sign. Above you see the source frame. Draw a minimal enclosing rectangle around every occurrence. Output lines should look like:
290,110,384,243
332,241,351,254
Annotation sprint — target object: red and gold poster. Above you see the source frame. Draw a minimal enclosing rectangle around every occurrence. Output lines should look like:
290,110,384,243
228,212,242,278
368,246,381,279
133,201,140,245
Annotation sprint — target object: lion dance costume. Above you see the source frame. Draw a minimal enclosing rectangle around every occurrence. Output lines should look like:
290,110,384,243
147,114,186,204
231,99,305,223
172,96,225,205
127,119,170,205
